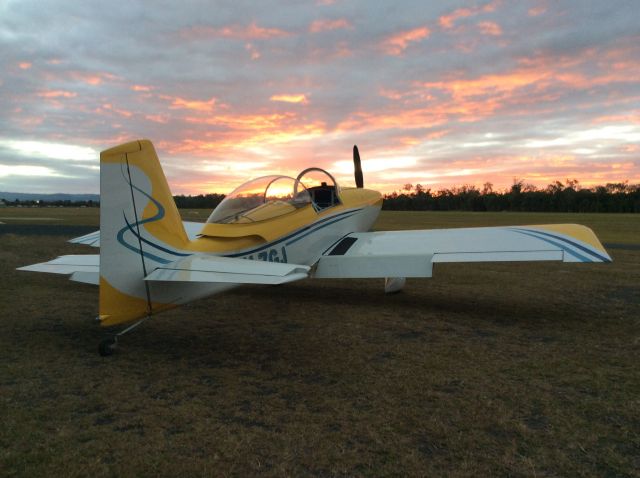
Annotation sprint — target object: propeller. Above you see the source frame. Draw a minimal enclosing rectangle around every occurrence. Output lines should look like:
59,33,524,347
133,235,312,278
353,145,364,188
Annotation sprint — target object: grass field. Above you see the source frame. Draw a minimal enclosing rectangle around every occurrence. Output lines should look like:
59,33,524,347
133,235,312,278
1,208,639,476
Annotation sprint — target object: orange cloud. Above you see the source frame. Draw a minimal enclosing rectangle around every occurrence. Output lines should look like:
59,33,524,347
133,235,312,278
381,26,430,55
99,103,133,117
270,94,309,104
37,90,77,98
182,112,292,131
478,21,502,36
18,62,32,70
439,8,473,29
528,6,547,16
309,18,351,33
131,84,152,92
592,112,640,124
181,22,290,41
145,114,169,124
417,50,640,121
439,1,500,29
162,95,217,113
69,71,118,86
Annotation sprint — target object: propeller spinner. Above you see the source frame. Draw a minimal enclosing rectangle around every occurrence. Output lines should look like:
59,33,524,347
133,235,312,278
353,145,364,188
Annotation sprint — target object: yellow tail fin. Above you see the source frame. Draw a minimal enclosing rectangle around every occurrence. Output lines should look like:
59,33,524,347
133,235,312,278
99,140,187,326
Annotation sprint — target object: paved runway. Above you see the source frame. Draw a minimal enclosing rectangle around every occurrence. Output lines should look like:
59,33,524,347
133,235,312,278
0,224,96,236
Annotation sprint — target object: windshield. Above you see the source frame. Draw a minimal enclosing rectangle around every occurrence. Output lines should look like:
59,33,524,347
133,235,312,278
207,175,311,224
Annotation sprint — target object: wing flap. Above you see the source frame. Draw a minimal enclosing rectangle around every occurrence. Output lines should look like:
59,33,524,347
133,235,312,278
145,254,310,285
315,254,433,278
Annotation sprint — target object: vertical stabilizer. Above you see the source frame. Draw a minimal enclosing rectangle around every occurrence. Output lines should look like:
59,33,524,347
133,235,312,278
99,140,189,326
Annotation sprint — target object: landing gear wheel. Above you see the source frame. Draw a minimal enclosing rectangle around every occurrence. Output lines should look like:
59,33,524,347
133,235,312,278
99,337,117,356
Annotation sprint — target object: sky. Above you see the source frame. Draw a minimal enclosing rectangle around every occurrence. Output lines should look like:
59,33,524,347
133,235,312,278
0,0,639,195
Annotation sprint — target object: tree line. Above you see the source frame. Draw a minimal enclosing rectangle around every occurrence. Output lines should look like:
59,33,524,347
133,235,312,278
1,199,99,208
173,193,225,209
382,180,640,213
4,180,639,212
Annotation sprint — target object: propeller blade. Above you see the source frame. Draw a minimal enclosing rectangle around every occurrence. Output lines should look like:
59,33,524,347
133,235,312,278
353,145,364,188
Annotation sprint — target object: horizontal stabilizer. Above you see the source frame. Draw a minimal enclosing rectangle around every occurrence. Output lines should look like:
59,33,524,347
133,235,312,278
67,221,205,248
69,230,100,247
145,254,310,285
17,254,99,285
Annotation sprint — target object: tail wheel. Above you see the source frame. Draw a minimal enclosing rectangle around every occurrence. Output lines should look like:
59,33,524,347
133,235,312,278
98,337,117,356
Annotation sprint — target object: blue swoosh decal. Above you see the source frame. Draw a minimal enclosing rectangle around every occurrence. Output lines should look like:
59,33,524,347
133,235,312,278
224,209,362,257
116,166,190,264
511,228,610,263
511,229,592,262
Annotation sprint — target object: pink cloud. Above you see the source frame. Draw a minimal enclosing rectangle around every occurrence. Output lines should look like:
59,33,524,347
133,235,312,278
439,8,473,29
131,84,152,92
181,22,291,41
270,94,309,104
478,21,502,36
68,71,118,86
37,90,77,98
528,5,547,16
381,26,430,55
98,103,133,118
161,95,218,113
439,1,501,29
145,114,169,124
309,18,351,33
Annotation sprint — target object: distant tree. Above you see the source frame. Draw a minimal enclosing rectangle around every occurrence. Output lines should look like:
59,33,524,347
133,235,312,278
381,179,640,213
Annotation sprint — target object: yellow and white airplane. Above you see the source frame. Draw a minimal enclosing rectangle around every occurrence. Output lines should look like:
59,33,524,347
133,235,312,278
19,139,612,355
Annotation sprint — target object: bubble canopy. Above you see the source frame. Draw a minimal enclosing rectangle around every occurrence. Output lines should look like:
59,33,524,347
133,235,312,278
207,169,340,224
206,175,312,224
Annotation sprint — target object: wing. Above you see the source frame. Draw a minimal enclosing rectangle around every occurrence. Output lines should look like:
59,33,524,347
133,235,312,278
17,255,100,285
145,254,310,285
313,224,611,278
68,220,205,248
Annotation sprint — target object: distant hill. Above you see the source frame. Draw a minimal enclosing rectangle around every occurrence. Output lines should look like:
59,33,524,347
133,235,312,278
0,192,100,202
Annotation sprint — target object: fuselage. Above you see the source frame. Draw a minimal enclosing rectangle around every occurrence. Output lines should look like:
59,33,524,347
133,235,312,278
193,187,383,265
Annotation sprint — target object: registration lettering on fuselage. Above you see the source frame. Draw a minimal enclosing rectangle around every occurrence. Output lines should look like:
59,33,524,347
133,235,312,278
243,246,288,263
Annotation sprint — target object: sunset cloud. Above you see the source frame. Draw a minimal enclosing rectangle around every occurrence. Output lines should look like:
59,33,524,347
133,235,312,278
439,8,473,29
0,1,638,195
270,94,309,104
163,96,218,113
478,21,502,36
37,90,77,98
181,22,291,41
309,18,351,33
131,85,152,92
381,26,430,55
439,2,499,30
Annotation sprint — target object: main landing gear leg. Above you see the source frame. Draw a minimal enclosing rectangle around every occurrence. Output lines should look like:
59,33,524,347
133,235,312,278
98,316,150,356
